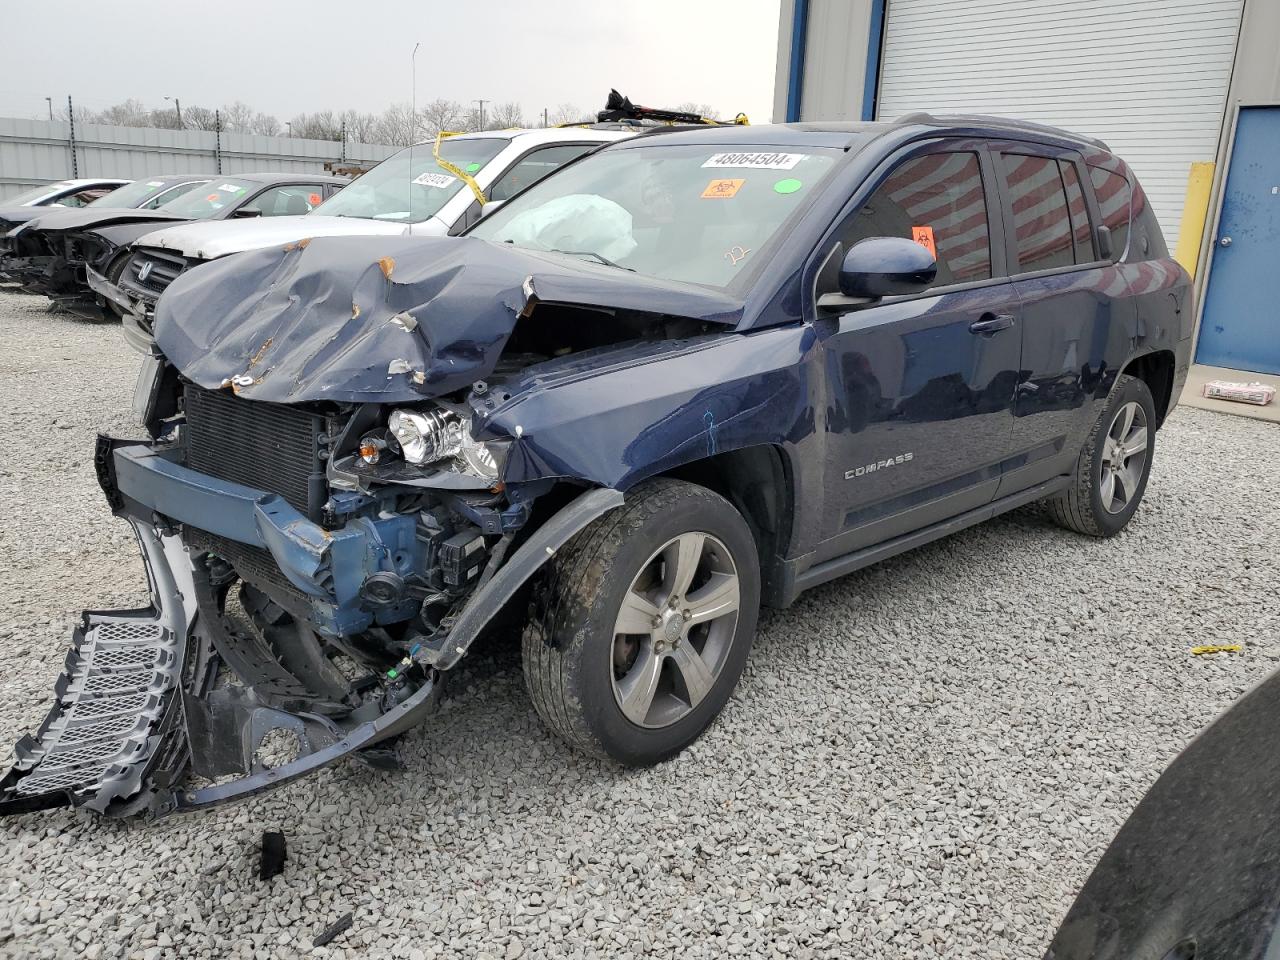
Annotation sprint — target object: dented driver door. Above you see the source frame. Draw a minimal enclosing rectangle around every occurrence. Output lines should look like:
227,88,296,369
813,144,1022,560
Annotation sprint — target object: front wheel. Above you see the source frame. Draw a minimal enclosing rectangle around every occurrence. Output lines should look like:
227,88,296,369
522,479,760,766
1048,373,1156,537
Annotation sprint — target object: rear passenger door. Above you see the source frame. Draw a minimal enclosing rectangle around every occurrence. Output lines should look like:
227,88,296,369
814,142,1022,560
992,144,1133,496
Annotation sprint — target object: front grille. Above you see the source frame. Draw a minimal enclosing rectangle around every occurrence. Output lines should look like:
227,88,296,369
123,247,187,299
183,385,327,519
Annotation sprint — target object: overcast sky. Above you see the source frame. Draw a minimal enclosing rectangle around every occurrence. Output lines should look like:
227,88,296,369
1,0,781,126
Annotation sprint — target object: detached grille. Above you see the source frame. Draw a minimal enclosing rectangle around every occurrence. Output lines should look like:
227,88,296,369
183,385,327,520
123,247,187,300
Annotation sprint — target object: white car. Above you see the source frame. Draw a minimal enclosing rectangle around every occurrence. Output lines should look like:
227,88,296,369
104,127,633,352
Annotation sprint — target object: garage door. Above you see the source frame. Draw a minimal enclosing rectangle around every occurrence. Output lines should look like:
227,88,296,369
876,0,1244,243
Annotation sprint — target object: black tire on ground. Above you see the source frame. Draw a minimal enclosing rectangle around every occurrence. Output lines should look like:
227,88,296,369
522,478,761,766
1048,373,1157,537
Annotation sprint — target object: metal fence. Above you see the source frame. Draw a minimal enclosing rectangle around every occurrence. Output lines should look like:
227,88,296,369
0,117,400,201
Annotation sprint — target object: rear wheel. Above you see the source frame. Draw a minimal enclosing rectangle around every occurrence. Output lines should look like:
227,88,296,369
1048,374,1156,537
522,479,760,765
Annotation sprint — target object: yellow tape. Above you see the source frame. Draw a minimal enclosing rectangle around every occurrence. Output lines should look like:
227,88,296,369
433,131,487,206
1190,644,1241,655
1174,161,1215,277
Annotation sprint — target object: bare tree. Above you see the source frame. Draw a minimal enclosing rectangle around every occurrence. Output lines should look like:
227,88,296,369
339,109,381,144
288,111,342,141
418,98,465,138
675,102,721,120
148,108,184,130
93,98,151,127
459,107,485,133
549,102,586,126
250,112,281,137
218,101,256,132
375,102,419,146
53,101,98,125
182,105,220,131
486,100,524,130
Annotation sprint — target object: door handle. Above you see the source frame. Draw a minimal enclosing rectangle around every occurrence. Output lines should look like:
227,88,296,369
969,313,1014,336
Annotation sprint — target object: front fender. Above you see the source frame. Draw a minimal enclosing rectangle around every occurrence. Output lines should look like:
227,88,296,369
486,324,822,492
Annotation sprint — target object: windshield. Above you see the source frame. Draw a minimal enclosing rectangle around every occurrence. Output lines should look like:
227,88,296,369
8,183,71,205
89,179,188,209
313,137,508,223
470,143,841,288
158,179,258,218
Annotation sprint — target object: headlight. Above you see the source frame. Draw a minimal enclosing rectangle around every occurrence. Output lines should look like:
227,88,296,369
387,407,502,480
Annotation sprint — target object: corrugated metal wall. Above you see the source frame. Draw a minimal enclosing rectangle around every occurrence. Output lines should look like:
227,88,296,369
0,118,399,201
875,0,1246,242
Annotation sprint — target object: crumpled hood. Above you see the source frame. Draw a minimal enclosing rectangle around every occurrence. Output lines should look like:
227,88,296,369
0,208,45,233
16,206,188,236
154,234,743,404
141,215,422,261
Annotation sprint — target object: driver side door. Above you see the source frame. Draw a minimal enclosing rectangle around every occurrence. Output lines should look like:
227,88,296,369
814,142,1022,561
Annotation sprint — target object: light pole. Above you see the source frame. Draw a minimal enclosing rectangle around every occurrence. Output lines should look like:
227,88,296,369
285,121,292,138
474,99,489,131
164,96,182,128
44,97,52,121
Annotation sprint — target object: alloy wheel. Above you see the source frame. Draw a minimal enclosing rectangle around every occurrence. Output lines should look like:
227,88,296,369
1099,400,1149,514
610,532,741,729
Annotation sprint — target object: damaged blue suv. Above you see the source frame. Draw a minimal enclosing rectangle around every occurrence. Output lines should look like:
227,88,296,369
2,116,1192,818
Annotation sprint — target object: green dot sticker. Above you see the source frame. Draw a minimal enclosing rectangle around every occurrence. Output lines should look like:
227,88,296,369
466,162,482,173
774,178,803,195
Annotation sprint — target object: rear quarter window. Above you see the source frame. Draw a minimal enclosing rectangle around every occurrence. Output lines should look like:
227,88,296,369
1088,165,1132,262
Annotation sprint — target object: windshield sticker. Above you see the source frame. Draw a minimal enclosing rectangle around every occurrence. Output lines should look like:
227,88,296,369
309,193,322,205
911,225,937,258
703,152,804,170
205,193,221,202
724,245,751,265
146,180,163,187
413,172,456,189
215,183,246,194
465,162,482,173
773,178,802,194
701,178,744,199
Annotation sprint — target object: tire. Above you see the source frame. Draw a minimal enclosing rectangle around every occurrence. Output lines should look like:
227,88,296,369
522,478,761,766
1048,374,1156,537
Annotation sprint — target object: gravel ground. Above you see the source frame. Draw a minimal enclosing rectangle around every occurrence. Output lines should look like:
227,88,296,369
0,288,1277,959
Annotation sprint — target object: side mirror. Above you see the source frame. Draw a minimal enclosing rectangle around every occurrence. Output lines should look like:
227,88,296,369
232,207,262,219
839,236,937,298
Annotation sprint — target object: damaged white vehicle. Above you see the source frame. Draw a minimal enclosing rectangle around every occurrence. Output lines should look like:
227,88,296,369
100,127,632,353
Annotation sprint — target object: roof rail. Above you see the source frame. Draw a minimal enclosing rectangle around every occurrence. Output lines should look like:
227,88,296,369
895,112,1109,150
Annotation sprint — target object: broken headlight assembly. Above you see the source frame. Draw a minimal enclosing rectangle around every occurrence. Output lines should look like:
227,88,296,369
387,406,504,480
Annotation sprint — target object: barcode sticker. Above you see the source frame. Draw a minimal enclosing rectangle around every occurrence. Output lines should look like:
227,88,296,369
702,152,804,170
413,172,456,189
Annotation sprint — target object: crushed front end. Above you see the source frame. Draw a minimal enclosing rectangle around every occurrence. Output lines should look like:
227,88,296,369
1,367,619,818
0,233,735,819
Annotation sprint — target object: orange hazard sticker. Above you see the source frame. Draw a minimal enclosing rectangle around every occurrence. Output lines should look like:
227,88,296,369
701,178,745,199
911,225,937,258
309,193,322,206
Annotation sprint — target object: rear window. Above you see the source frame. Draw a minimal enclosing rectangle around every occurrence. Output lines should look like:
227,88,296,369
1000,154,1074,273
1088,165,1132,262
